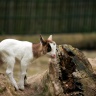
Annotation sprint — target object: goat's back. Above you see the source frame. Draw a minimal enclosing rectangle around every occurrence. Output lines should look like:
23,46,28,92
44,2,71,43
0,39,33,63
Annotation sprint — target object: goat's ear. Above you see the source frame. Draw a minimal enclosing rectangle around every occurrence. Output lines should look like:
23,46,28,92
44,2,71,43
40,35,46,45
48,35,52,41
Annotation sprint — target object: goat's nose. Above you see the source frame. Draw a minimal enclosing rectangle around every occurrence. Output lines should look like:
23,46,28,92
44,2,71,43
51,54,56,58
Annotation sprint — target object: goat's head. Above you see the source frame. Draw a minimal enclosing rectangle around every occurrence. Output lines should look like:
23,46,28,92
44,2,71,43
40,35,56,58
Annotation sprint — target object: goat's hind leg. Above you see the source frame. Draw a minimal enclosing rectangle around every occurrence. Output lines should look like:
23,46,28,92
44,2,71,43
18,60,28,90
6,57,18,90
24,72,28,86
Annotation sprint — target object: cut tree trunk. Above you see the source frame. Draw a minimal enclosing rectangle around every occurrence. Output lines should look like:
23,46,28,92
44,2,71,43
0,44,96,96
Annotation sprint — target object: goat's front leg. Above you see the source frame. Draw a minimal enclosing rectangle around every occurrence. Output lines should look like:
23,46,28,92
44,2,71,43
6,71,18,90
6,58,18,90
18,60,28,90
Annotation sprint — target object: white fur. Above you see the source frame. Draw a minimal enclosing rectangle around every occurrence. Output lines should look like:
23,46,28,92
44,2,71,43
47,41,56,57
0,39,33,90
0,38,56,90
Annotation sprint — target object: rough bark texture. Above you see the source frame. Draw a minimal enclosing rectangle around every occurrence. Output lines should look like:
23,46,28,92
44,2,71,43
0,44,96,96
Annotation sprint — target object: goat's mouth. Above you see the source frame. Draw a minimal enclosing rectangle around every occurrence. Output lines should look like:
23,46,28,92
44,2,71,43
51,54,56,58
47,54,56,59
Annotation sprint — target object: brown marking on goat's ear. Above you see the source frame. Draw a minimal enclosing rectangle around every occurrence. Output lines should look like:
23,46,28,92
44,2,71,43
40,35,46,46
47,35,52,41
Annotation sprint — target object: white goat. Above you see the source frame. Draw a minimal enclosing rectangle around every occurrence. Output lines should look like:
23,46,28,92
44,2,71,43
0,35,56,90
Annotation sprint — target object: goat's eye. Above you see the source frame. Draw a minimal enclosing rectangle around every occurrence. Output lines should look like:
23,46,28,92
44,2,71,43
47,44,51,52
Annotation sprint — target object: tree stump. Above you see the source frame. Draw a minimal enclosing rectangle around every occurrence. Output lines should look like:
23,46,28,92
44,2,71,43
0,44,96,96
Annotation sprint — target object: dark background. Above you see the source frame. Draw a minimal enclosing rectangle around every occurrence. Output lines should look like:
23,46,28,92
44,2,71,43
0,0,96,35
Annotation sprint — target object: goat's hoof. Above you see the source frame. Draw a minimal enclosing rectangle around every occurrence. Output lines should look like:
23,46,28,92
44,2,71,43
14,86,19,91
18,84,24,91
18,86,24,91
19,88,24,91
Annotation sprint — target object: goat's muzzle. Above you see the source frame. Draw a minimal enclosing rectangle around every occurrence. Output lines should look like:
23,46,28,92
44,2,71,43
51,54,56,58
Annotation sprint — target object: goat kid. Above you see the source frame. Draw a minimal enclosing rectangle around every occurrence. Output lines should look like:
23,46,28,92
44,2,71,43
0,35,56,90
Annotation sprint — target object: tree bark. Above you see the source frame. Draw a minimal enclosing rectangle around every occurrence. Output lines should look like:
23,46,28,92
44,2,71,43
0,44,96,96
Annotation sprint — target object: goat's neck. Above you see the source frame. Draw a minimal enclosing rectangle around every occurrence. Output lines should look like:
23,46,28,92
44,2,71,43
32,43,43,58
